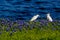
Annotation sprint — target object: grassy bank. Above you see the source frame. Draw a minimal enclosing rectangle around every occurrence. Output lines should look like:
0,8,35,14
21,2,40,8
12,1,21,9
0,19,60,40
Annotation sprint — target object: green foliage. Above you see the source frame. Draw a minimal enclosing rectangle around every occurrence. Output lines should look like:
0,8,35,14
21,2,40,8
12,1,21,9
0,21,60,40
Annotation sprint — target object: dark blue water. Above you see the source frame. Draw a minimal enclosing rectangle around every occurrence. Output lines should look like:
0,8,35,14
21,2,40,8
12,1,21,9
0,0,60,21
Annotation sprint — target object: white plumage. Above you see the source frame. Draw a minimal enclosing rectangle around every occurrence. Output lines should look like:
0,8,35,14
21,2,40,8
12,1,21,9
30,14,39,21
47,13,53,22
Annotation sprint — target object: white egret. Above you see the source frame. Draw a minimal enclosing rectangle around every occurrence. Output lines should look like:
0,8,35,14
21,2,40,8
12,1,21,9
30,14,40,21
47,13,53,22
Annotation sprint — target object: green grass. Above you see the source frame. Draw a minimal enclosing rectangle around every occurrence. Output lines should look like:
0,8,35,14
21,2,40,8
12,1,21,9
0,27,60,40
0,21,60,40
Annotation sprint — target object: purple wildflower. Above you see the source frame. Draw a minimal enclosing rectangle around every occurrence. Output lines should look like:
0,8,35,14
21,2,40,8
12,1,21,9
6,18,10,22
24,22,29,30
8,21,13,28
6,27,10,32
18,25,23,31
13,26,18,29
40,20,47,25
17,20,24,26
1,20,6,25
12,29,16,32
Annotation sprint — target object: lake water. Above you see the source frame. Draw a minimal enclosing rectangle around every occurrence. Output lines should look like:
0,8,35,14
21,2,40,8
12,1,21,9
0,0,60,21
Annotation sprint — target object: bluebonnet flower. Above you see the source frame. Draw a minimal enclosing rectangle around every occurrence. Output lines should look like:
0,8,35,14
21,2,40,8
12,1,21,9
40,20,44,26
1,19,6,25
6,18,10,22
39,20,49,29
17,20,24,26
11,26,17,32
12,29,16,32
6,27,10,32
8,21,13,28
40,20,46,23
24,22,29,30
13,26,18,29
18,25,23,31
13,20,18,23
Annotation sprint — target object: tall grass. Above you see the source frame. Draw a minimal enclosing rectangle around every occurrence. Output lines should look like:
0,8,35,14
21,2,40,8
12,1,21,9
0,19,60,40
